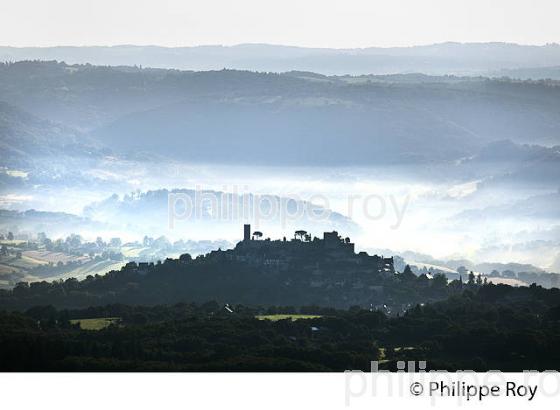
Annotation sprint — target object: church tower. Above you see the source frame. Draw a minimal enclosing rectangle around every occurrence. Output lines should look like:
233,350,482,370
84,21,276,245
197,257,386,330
243,224,251,241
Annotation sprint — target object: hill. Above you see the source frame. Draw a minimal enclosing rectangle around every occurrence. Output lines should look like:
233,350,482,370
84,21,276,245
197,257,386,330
2,61,560,166
82,189,360,239
0,101,90,166
2,42,560,76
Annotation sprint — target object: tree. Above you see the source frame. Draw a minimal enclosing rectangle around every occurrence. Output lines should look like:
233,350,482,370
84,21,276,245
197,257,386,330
37,232,47,243
294,230,307,240
252,231,263,240
401,265,416,282
179,253,192,263
432,273,448,289
12,281,29,296
96,237,105,248
66,234,82,248
468,271,476,285
109,252,124,261
110,237,122,248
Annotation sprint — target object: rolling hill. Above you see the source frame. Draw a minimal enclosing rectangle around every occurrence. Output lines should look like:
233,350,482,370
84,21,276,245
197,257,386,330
1,61,560,166
2,42,560,76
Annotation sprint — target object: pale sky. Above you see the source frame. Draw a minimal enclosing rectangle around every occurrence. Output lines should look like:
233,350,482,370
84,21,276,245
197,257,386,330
0,0,559,48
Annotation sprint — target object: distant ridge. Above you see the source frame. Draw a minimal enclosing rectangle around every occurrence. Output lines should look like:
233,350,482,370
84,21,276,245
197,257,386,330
2,42,560,76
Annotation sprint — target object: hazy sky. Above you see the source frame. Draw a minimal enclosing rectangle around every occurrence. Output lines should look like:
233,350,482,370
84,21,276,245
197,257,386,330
1,0,559,48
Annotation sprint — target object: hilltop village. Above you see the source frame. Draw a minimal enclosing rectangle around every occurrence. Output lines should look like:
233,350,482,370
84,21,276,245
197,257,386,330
116,225,418,311
129,225,394,276
4,225,556,312
0,224,516,312
213,224,394,278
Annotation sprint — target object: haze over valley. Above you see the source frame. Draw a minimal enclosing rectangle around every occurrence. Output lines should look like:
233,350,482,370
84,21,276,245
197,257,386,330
4,0,560,378
1,46,559,281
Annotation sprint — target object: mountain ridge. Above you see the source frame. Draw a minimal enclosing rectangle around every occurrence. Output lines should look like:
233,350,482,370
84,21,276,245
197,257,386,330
3,42,560,76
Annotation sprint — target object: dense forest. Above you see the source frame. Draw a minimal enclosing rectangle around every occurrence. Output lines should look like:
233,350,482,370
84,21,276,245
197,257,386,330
1,284,559,371
0,255,457,311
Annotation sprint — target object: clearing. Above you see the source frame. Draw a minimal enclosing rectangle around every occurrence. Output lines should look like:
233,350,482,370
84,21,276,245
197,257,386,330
70,317,120,330
255,314,322,321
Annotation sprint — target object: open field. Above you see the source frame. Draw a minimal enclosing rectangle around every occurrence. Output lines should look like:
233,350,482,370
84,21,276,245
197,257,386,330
485,277,528,287
0,249,126,286
0,250,89,278
0,240,27,246
0,254,45,286
120,246,149,258
255,314,322,321
24,250,89,265
70,317,120,330
0,263,17,274
1,254,46,270
405,260,458,274
46,260,126,281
